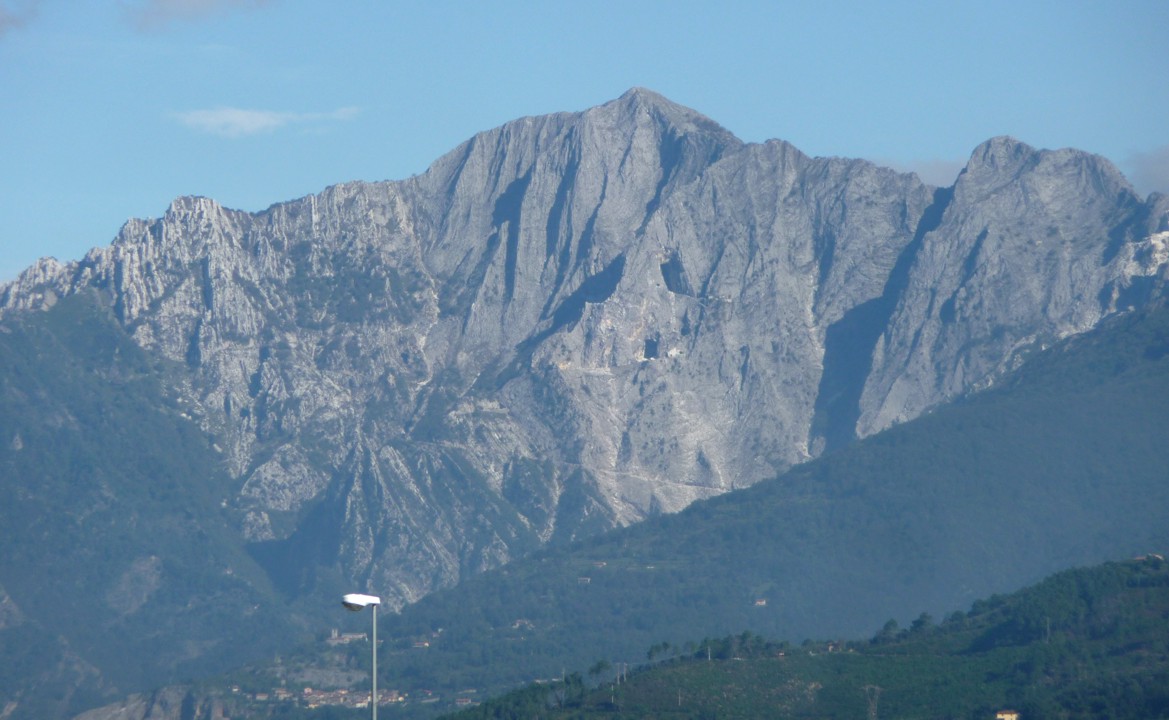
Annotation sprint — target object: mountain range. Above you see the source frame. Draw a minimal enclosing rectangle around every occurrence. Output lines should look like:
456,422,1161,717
1,88,1167,718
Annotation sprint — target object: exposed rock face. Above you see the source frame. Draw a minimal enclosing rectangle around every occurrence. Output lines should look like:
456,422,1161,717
72,686,220,720
858,138,1169,436
3,89,1166,610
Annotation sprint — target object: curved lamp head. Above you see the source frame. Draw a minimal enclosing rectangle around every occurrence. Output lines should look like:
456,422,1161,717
342,593,382,611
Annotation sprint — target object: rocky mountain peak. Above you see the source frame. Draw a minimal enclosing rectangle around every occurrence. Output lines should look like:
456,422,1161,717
605,86,739,140
959,135,1137,202
966,135,1034,169
0,257,67,311
164,194,225,218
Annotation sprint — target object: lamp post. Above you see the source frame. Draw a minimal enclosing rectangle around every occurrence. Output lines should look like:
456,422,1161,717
342,593,381,720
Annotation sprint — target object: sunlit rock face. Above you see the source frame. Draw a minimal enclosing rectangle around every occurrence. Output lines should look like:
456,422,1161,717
4,89,1166,609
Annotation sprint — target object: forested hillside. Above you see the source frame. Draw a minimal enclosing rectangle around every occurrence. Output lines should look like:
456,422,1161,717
452,556,1169,719
0,294,306,718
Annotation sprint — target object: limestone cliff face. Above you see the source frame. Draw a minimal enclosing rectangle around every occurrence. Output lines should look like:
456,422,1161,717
3,89,1166,609
858,137,1169,437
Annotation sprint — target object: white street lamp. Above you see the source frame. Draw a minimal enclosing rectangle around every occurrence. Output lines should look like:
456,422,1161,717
342,593,381,720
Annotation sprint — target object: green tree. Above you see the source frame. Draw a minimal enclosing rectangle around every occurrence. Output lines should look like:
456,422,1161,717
872,619,899,644
910,612,935,634
588,660,611,682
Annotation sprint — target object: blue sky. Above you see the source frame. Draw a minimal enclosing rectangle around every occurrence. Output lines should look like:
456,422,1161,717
2,0,1167,282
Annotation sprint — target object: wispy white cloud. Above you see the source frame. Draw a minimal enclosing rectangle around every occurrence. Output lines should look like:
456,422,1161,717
174,107,293,138
123,0,269,31
0,0,39,39
173,106,359,138
1124,145,1169,197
